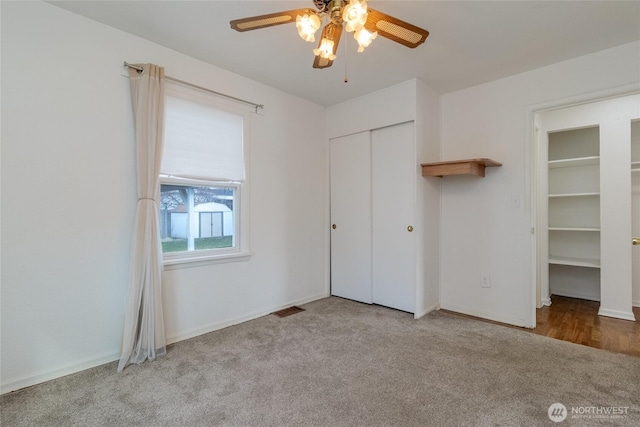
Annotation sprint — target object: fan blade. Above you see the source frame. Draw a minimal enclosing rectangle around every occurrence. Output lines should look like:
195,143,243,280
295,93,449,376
364,8,429,48
313,23,343,69
230,9,315,32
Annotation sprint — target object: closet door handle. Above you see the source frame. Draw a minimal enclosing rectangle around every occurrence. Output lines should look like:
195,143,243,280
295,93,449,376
332,224,337,230
407,226,413,232
633,237,640,246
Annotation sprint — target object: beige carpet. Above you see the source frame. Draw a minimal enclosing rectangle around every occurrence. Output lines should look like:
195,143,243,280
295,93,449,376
2,296,639,426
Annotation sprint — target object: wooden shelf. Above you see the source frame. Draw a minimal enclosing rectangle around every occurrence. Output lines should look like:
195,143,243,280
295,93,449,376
420,158,502,177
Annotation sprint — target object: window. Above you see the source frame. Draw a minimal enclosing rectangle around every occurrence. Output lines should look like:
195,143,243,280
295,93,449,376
160,182,236,252
160,81,250,267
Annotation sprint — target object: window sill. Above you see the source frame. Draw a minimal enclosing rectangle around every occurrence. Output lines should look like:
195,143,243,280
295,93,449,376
163,251,252,270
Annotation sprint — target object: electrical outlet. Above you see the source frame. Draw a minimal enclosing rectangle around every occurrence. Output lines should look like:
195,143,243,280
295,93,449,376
481,275,491,288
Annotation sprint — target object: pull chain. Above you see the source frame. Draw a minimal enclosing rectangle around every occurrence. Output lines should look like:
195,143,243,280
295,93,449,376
344,32,349,83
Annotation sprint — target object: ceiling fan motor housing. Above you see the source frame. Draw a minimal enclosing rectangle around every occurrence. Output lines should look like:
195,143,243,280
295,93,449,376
329,0,346,25
313,0,333,13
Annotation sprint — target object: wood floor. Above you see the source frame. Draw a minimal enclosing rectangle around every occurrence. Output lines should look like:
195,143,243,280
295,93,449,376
531,296,640,357
443,296,640,357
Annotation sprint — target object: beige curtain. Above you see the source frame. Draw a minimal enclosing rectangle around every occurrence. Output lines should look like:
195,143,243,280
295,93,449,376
118,64,167,372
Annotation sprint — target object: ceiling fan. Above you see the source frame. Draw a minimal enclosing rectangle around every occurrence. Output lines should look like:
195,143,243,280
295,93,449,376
230,0,429,69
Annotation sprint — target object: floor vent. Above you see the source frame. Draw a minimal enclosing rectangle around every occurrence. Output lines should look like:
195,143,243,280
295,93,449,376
272,306,305,318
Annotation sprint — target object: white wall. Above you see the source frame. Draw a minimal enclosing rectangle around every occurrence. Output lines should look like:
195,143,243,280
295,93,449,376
439,41,640,327
416,80,441,317
1,1,327,393
326,80,418,139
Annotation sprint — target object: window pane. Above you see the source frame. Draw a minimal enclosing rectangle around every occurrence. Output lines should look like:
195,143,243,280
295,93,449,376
160,184,235,253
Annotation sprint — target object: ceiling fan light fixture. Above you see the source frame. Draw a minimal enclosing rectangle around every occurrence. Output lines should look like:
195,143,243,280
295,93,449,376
230,1,429,70
313,37,337,60
296,13,321,42
354,27,377,52
343,0,368,33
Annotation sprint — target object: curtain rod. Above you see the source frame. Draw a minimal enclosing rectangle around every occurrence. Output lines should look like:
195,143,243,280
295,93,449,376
123,62,264,112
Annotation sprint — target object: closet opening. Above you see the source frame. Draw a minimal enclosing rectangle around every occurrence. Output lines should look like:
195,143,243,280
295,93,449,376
532,93,640,354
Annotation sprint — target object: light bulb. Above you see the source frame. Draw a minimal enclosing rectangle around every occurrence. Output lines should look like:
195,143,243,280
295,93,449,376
313,38,337,60
354,27,377,52
296,13,321,42
342,0,368,33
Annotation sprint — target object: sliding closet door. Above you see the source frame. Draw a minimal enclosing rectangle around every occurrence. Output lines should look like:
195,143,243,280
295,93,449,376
330,132,373,304
372,122,416,312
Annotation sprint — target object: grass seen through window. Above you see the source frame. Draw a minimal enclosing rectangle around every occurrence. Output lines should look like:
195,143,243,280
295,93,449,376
161,236,233,253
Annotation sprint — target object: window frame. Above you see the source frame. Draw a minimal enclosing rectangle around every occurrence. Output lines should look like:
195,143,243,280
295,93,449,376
160,81,252,270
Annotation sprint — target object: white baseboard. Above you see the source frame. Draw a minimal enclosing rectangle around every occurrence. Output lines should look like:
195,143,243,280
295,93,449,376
1,293,329,396
550,290,600,302
414,303,440,319
633,299,640,308
166,292,328,344
1,351,120,395
440,302,529,328
541,297,552,307
597,307,637,321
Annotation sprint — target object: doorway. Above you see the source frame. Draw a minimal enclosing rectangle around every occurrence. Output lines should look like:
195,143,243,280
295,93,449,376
534,93,639,335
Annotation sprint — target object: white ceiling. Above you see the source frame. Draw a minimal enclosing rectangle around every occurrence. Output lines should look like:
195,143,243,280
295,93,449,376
50,0,640,106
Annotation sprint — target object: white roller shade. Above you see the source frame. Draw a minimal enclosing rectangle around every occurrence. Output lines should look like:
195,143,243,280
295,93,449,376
162,92,244,182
